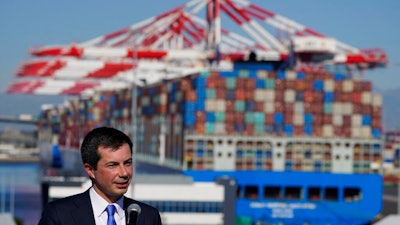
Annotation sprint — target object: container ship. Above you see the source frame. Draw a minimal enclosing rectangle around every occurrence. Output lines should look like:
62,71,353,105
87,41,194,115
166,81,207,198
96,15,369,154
5,1,388,224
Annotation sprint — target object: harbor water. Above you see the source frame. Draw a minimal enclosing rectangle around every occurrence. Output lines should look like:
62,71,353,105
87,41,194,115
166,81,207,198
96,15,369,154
0,161,41,225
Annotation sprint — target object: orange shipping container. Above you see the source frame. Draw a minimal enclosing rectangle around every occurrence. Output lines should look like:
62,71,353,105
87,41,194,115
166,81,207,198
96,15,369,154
235,89,246,100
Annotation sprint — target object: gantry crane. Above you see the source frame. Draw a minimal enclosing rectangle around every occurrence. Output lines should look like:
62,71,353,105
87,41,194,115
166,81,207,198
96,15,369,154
6,0,388,95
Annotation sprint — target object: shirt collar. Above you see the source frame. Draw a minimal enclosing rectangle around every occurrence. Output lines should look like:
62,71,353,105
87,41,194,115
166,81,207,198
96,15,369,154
89,187,125,217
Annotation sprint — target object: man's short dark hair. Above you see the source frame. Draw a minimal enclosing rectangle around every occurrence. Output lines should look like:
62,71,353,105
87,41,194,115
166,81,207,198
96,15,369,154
80,127,133,169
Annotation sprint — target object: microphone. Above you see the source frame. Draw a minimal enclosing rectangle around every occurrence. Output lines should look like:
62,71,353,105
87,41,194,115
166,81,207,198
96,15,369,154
126,203,141,225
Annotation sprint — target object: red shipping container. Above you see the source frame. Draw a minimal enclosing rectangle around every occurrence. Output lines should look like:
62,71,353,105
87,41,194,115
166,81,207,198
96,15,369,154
295,80,306,91
284,113,293,124
235,89,246,100
304,102,313,113
216,88,226,99
265,113,274,124
206,76,218,88
311,103,323,114
352,93,362,104
234,112,245,123
313,92,323,102
246,90,255,101
334,81,343,92
353,80,363,92
225,123,235,133
274,102,284,113
334,126,343,137
226,100,235,112
274,91,284,102
341,93,351,102
216,77,226,89
195,123,205,134
313,126,323,137
255,101,264,111
245,78,256,89
343,115,352,127
196,111,206,122
245,124,255,135
323,115,333,124
334,91,343,102
361,105,372,114
313,114,322,125
304,91,314,102
236,78,246,89
361,81,372,91
274,79,284,90
305,79,315,90
284,103,294,114
294,125,304,136
225,112,235,123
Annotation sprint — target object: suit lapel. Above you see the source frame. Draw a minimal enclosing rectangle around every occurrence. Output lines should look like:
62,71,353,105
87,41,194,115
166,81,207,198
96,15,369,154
71,190,96,225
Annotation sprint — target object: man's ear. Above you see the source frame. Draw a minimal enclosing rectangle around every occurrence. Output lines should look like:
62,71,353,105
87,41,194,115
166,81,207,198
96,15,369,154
84,163,95,179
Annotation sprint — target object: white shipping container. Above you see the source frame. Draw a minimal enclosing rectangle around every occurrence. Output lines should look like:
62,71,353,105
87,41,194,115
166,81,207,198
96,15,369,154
361,92,372,105
293,113,304,125
361,126,372,139
205,99,217,111
256,70,269,78
264,102,275,113
294,102,304,114
332,102,343,115
342,80,354,92
372,94,383,106
332,115,343,126
324,79,335,92
342,103,353,115
160,93,167,104
216,99,226,111
322,125,333,137
215,122,225,134
265,90,275,102
93,107,101,121
351,114,362,126
351,127,361,138
284,89,296,103
254,89,267,101
285,70,297,80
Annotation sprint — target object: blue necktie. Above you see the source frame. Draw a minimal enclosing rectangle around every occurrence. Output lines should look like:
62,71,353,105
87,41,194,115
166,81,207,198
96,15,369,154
106,205,117,225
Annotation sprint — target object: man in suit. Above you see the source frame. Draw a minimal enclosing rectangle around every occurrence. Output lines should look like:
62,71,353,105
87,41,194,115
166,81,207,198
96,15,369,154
38,127,162,225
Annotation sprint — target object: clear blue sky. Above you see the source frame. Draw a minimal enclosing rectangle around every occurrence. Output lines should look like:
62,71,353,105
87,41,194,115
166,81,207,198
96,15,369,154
0,0,399,93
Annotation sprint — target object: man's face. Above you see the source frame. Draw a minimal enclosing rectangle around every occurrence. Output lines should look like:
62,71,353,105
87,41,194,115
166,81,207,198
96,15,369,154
85,143,133,203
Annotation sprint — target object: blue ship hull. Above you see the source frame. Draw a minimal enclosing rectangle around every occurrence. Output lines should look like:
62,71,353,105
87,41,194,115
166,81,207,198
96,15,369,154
184,170,382,225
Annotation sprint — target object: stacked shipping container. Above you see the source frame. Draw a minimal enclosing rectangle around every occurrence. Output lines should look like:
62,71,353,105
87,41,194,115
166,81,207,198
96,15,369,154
37,62,383,173
135,63,382,172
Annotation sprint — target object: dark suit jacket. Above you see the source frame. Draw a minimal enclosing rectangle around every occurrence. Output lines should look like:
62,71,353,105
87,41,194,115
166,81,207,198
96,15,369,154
38,189,162,225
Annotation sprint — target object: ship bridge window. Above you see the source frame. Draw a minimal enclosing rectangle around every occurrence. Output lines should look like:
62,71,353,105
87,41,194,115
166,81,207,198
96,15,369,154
264,186,281,199
244,185,259,199
284,186,301,199
307,187,321,200
344,187,361,202
324,187,338,201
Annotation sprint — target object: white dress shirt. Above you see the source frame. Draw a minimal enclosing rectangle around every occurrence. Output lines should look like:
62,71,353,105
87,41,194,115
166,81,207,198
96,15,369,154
89,187,126,225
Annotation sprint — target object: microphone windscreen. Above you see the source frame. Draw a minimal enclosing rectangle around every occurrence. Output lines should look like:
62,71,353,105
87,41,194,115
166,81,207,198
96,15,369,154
127,203,142,214
126,203,141,225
